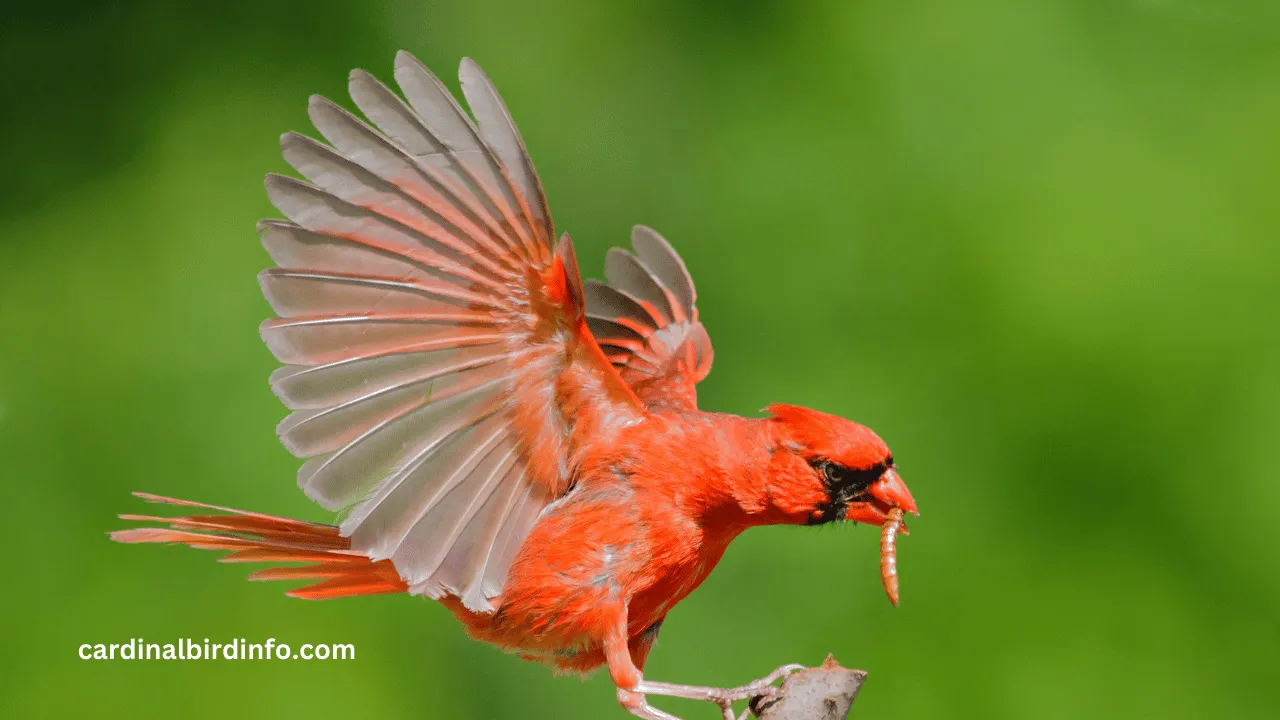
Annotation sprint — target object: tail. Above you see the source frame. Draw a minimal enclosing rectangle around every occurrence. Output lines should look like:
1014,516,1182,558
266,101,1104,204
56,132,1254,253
111,492,408,600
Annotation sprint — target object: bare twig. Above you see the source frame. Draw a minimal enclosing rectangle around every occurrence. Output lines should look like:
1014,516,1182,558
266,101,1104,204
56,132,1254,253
745,655,866,720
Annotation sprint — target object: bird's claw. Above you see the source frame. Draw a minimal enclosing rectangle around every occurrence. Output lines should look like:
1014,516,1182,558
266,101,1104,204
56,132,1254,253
738,663,805,698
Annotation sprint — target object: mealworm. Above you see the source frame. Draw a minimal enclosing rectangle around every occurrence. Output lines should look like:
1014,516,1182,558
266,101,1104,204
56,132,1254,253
880,506,904,606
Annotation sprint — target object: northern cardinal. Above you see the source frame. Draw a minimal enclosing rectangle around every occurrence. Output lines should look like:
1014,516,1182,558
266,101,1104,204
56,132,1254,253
113,52,919,720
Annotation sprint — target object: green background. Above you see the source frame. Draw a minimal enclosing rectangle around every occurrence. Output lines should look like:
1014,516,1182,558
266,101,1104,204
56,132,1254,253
3,1,1278,718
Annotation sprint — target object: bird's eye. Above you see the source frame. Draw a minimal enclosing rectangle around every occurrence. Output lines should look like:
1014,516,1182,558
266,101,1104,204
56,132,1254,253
816,460,879,497
821,462,844,485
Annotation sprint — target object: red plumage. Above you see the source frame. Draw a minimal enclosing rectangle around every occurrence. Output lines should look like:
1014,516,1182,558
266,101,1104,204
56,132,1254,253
113,52,918,720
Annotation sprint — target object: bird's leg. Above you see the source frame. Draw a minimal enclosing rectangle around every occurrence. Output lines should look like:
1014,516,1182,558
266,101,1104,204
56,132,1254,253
605,615,686,720
604,604,802,720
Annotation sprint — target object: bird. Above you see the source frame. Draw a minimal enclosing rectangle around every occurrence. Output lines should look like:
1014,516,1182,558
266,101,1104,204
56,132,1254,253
111,51,919,720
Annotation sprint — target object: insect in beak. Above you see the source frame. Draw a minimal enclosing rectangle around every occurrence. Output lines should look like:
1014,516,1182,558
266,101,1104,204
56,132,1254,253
842,467,918,530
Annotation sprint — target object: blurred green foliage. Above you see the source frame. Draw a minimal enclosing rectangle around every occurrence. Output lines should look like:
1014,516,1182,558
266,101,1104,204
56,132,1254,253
3,1,1278,718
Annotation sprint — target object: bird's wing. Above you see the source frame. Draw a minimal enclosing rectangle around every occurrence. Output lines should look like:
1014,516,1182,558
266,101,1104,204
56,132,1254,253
259,52,645,612
585,226,714,412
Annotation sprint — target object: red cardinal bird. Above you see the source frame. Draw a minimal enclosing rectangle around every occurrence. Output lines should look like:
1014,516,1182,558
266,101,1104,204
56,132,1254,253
112,52,918,720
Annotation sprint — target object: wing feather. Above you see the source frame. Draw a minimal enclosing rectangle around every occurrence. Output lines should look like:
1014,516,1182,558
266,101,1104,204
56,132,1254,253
280,131,513,282
256,53,642,612
631,225,696,314
585,227,714,411
585,280,663,330
458,58,555,246
348,68,533,261
393,52,546,261
451,459,530,610
604,248,678,323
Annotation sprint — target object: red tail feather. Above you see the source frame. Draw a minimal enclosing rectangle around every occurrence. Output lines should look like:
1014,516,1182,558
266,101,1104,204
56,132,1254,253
111,493,408,600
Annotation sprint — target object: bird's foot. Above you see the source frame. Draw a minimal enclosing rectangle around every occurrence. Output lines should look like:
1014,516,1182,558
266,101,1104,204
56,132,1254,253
629,663,806,720
618,687,685,720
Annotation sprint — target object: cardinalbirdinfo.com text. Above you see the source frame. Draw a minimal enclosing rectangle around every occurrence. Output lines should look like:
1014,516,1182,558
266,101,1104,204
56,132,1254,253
78,638,354,661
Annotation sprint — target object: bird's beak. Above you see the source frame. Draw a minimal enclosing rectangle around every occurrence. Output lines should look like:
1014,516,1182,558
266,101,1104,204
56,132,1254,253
870,468,917,516
843,467,918,527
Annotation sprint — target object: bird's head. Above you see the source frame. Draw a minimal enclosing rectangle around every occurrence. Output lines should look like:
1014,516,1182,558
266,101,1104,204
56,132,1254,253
765,404,918,527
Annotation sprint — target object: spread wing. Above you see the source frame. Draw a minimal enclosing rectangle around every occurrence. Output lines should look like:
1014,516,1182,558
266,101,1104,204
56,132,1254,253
585,226,714,412
260,52,644,612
